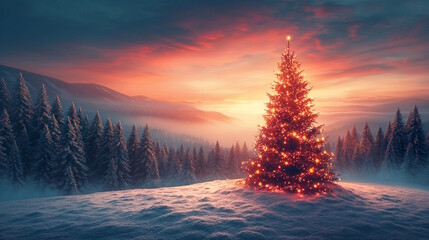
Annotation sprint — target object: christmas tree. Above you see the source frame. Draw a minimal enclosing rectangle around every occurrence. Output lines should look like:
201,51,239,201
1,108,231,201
242,37,337,194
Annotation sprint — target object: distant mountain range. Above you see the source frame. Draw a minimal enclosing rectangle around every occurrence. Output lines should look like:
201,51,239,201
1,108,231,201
0,64,230,124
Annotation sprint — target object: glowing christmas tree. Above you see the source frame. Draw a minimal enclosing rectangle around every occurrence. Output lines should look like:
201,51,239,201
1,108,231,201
242,36,337,194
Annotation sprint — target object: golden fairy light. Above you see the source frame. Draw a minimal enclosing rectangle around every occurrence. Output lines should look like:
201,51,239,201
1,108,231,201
241,36,338,194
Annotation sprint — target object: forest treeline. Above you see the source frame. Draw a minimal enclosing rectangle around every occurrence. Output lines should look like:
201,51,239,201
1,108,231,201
0,74,249,195
333,107,429,182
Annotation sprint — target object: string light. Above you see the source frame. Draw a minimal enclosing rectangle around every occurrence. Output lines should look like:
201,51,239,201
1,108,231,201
242,36,338,194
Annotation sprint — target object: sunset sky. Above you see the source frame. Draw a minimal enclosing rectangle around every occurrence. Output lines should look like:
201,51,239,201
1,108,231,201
1,0,428,143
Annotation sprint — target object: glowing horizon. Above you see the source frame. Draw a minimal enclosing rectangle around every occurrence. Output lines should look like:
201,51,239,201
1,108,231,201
1,0,428,144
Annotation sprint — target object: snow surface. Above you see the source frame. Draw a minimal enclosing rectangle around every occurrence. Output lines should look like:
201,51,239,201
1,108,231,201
0,179,428,239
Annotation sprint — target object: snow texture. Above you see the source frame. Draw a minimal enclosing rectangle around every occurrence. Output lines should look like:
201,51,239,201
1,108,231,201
0,179,428,239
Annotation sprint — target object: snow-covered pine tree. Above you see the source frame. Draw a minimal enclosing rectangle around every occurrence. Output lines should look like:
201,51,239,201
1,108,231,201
0,78,11,113
333,137,344,171
159,143,168,179
384,121,392,151
77,107,89,144
341,130,354,171
359,122,374,172
103,158,119,191
167,147,180,181
0,109,16,155
163,142,169,160
95,118,114,180
154,141,164,178
227,145,238,177
192,147,198,179
16,125,31,176
195,146,206,179
373,127,385,171
50,115,62,162
137,125,160,186
0,137,6,179
351,145,362,173
86,112,103,178
33,124,55,187
32,84,51,144
67,103,82,137
181,148,197,184
63,166,78,195
57,117,88,192
7,141,24,186
12,73,33,137
113,122,130,189
51,96,65,126
0,109,15,179
12,74,33,174
127,124,140,182
384,109,406,170
402,106,428,175
177,144,185,165
209,141,225,179
350,125,359,147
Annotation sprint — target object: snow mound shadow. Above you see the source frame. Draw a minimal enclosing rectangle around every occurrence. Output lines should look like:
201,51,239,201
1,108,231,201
0,180,428,239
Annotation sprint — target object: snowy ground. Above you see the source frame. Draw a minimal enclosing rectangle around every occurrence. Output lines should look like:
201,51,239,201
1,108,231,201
0,180,428,240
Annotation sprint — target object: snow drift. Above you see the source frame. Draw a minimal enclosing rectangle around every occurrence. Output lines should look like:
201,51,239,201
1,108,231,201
0,179,428,239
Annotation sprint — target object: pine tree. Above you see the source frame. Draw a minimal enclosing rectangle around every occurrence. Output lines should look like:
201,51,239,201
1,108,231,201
384,109,406,170
78,107,89,144
181,148,197,184
67,103,82,137
57,117,88,191
50,115,62,163
192,147,198,179
127,124,140,182
0,78,11,113
95,119,114,180
227,145,239,177
351,145,363,173
234,142,241,161
51,96,65,126
357,122,374,172
137,125,160,185
242,40,337,194
333,137,344,171
63,166,78,195
7,141,24,186
195,146,206,179
16,125,31,176
167,147,180,180
154,141,163,177
402,106,428,175
384,121,392,151
0,137,6,179
350,125,359,147
33,84,51,133
0,109,16,155
86,112,103,177
341,130,354,171
12,73,33,137
177,144,185,165
103,158,119,191
373,127,385,171
209,141,225,179
113,122,130,189
33,124,55,187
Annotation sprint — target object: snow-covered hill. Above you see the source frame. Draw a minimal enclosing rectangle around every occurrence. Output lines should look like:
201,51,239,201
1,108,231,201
0,179,428,239
0,64,230,123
